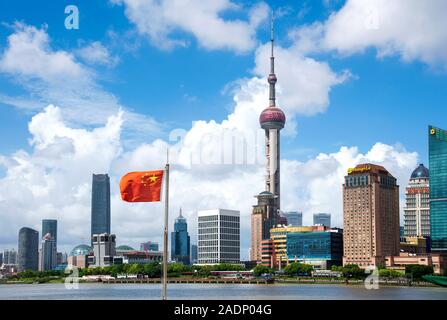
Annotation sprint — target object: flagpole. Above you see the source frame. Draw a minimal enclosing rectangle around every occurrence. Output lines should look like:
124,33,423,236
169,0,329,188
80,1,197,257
162,151,169,300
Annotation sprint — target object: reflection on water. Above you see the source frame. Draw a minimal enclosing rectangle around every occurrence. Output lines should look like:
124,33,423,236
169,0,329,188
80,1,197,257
0,283,446,300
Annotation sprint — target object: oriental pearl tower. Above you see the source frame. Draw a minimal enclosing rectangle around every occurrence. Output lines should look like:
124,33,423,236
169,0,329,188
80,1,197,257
251,15,286,264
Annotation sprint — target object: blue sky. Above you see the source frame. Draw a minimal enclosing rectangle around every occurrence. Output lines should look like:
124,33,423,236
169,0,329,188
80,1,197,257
0,0,446,255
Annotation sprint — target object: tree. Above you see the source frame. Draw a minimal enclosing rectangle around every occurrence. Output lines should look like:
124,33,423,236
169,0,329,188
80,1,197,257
284,263,313,276
342,264,365,279
405,265,434,280
253,265,274,277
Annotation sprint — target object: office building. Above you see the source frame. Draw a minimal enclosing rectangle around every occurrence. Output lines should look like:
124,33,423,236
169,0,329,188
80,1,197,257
91,174,111,241
287,229,343,269
39,219,58,271
0,252,2,266
313,213,331,227
18,227,39,272
88,233,116,267
140,241,159,252
171,209,191,265
2,249,17,265
191,244,198,264
343,164,400,268
283,212,303,226
251,21,286,263
429,126,447,252
404,164,430,237
198,209,240,265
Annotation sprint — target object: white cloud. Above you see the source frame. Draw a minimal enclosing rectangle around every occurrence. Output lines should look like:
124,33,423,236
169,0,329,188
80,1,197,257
0,23,160,143
111,0,269,53
76,41,119,66
290,0,447,68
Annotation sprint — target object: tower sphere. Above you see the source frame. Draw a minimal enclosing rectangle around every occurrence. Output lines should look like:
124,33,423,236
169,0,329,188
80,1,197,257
260,107,286,130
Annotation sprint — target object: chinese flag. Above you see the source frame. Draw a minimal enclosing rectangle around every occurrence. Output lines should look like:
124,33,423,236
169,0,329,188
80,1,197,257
120,170,164,202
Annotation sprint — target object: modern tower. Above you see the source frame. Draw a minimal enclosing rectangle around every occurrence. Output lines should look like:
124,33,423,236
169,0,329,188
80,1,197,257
404,164,430,237
171,208,191,265
42,219,58,246
283,212,303,227
198,209,240,264
18,227,39,272
251,15,286,263
91,174,111,241
342,164,400,268
429,126,447,252
314,213,331,228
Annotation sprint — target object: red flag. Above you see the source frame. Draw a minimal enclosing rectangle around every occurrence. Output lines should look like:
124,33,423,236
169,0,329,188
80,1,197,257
120,170,164,202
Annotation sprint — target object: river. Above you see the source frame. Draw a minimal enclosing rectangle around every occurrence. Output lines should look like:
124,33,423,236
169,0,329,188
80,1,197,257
0,283,446,300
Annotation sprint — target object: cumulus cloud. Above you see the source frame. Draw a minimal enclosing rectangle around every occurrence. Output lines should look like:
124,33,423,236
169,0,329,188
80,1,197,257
76,41,119,66
289,0,447,68
110,0,269,53
0,23,160,143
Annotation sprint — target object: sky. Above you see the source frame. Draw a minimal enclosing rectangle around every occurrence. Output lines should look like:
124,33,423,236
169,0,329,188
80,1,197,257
0,0,446,259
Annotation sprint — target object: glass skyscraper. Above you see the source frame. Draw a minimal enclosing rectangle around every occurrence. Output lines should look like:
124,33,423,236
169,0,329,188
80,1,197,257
18,227,39,272
429,125,447,252
40,220,58,271
283,212,303,226
91,174,111,241
42,219,57,245
313,213,331,228
171,209,190,265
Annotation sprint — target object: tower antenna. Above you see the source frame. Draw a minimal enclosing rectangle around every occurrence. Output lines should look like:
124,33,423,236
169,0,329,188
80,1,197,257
268,10,277,107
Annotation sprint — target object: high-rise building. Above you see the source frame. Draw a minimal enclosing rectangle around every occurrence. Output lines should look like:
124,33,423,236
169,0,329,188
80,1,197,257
0,252,3,266
140,241,159,252
18,227,39,272
39,219,58,271
88,233,116,267
2,249,17,265
91,174,111,241
429,126,447,252
198,209,240,265
171,208,191,265
343,164,400,268
251,18,286,264
283,212,303,226
191,244,198,265
313,213,331,227
404,164,430,237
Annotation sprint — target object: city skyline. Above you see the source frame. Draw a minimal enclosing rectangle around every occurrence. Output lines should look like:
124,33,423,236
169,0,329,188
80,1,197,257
1,1,447,260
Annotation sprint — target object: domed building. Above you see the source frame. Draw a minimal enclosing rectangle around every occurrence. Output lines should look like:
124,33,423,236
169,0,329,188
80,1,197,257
68,244,92,269
116,245,135,253
404,164,431,238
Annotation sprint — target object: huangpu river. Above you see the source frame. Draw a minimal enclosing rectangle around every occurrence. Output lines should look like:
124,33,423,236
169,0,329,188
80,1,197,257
0,283,446,300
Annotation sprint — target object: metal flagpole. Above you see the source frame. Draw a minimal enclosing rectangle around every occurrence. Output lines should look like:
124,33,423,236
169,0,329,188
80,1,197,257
162,150,170,300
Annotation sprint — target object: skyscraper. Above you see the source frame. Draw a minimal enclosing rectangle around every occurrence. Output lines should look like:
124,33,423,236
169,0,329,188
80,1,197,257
191,244,198,265
140,241,159,252
91,174,111,241
89,233,116,267
251,17,286,263
18,227,39,272
171,208,191,265
2,249,17,265
283,212,303,226
404,164,430,237
39,219,58,271
198,209,240,264
429,126,447,252
343,164,400,268
314,213,331,228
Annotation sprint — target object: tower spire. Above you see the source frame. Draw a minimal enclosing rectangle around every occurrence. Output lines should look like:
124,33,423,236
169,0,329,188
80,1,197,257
268,11,277,107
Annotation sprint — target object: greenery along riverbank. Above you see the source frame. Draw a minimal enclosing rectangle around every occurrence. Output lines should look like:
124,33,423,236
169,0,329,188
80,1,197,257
0,262,441,285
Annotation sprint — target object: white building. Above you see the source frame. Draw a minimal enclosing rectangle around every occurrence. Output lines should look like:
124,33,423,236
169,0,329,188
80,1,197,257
404,164,430,237
88,233,116,267
197,209,240,265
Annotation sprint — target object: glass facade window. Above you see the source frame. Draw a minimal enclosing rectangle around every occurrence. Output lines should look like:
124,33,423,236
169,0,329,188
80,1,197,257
429,126,447,251
91,174,111,241
171,212,191,265
286,232,343,264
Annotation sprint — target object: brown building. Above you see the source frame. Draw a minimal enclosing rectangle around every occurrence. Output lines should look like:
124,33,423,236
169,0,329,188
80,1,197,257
343,164,400,268
385,253,447,275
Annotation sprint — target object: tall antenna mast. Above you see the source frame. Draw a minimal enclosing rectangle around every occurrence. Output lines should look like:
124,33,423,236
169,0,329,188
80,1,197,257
268,10,277,107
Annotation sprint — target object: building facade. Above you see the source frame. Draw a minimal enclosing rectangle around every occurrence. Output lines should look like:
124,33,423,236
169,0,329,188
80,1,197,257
171,209,191,265
68,244,92,269
18,227,39,272
313,213,331,227
429,126,447,252
88,233,116,267
343,164,400,268
251,20,286,264
286,230,343,269
198,209,240,265
404,164,430,237
2,249,17,265
39,219,58,271
191,244,198,264
140,241,159,252
91,174,111,241
283,212,303,226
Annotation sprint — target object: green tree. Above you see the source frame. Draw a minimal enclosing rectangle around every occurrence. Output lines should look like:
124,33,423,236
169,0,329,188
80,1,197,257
283,262,313,276
405,265,434,280
253,265,274,277
342,264,365,279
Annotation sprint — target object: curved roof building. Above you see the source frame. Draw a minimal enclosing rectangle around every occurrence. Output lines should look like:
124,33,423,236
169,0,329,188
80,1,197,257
69,244,92,257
